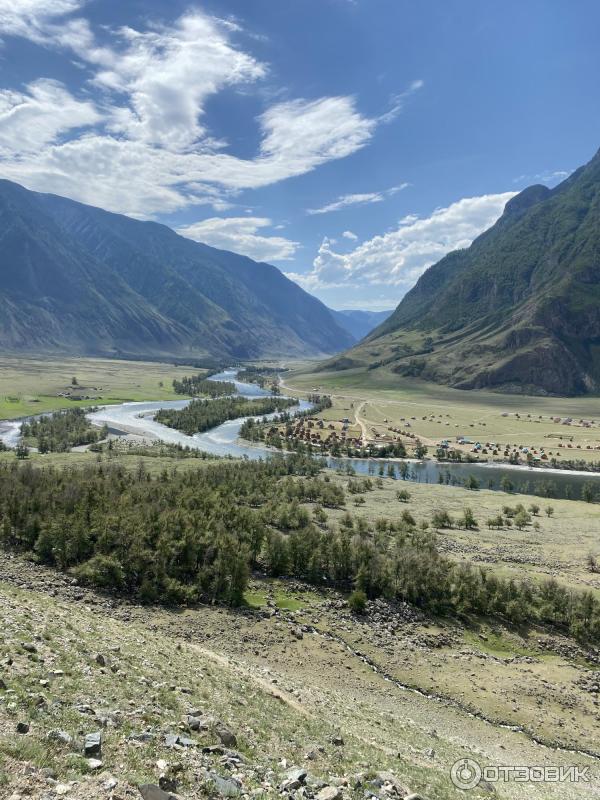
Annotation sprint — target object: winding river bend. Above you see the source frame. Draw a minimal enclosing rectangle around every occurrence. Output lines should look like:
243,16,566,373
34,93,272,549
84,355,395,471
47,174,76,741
1,368,600,499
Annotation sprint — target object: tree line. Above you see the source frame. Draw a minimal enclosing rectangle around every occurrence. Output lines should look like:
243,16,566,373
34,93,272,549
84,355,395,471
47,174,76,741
1,455,600,643
21,408,108,453
155,396,299,436
172,374,235,397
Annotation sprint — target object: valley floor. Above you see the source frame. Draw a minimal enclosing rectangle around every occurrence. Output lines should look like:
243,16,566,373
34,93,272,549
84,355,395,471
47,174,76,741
3,356,600,799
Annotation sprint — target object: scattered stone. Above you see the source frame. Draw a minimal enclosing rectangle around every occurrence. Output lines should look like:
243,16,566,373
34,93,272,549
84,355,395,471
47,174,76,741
0,677,6,690
87,757,103,770
215,724,237,747
21,642,37,653
373,772,408,796
159,774,178,793
139,785,179,800
207,772,242,797
95,653,107,666
16,721,29,734
47,729,73,746
317,787,342,800
331,734,344,746
84,731,102,757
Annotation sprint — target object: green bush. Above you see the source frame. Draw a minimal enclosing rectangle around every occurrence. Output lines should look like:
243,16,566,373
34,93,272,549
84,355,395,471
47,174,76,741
348,590,367,614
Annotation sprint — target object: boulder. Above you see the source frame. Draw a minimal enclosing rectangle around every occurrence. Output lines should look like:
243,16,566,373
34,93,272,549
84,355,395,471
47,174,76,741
139,784,179,800
215,724,237,747
84,731,102,757
317,788,342,800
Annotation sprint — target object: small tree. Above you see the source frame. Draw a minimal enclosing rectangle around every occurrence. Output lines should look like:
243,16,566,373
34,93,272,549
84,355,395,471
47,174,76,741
464,474,480,491
348,589,367,615
396,489,411,503
545,506,554,518
71,376,78,386
528,503,540,516
500,475,514,493
514,509,531,530
461,507,478,529
15,443,29,460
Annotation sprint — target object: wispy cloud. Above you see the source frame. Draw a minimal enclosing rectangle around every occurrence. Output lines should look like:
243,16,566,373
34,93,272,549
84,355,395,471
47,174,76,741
177,216,299,262
512,169,570,186
307,182,409,215
379,79,425,124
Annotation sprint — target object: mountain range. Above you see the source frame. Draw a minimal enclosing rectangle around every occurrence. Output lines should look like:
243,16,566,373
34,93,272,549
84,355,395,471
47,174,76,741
330,147,600,396
329,309,393,341
0,180,355,362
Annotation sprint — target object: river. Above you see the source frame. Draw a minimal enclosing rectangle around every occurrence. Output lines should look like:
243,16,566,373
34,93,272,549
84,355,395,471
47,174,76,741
2,369,600,500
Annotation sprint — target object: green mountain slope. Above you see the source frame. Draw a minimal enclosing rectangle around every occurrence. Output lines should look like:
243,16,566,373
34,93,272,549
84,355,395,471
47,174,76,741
335,147,600,396
0,180,353,360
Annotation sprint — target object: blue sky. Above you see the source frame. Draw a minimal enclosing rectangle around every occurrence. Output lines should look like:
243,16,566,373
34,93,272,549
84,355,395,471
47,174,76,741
0,1,599,310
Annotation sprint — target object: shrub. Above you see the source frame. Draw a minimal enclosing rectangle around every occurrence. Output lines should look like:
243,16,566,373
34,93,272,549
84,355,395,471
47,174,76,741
348,589,367,614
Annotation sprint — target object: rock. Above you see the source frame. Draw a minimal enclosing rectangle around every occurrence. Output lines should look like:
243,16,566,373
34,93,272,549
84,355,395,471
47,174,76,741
139,785,179,800
286,767,308,784
47,729,73,746
21,642,37,653
16,721,29,734
87,758,103,770
207,772,241,797
281,767,308,791
331,734,344,746
306,775,327,791
55,785,72,796
159,775,178,792
317,788,342,800
0,677,6,690
40,768,57,779
215,724,237,747
165,734,179,748
373,772,408,796
84,731,102,757
129,732,155,743
95,653,107,667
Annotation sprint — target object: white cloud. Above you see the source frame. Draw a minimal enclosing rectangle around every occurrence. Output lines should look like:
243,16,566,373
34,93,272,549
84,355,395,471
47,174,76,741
287,192,515,292
0,6,380,217
177,216,299,262
513,169,570,186
307,182,408,215
0,0,83,42
99,12,266,151
342,230,358,240
0,79,100,155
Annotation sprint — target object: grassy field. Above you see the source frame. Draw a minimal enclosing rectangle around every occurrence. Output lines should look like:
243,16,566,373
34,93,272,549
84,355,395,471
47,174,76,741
0,355,198,419
284,365,600,464
324,471,600,595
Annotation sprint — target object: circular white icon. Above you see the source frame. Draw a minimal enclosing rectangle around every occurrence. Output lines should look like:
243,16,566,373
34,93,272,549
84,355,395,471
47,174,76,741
451,758,482,790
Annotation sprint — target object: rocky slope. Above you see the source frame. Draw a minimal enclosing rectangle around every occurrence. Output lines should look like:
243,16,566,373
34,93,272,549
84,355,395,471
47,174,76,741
1,548,599,800
332,147,600,395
